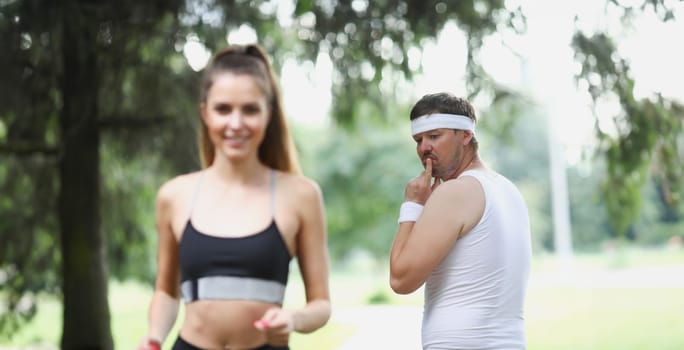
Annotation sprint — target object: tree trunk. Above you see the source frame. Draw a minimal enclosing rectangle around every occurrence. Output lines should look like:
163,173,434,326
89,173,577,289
58,2,113,349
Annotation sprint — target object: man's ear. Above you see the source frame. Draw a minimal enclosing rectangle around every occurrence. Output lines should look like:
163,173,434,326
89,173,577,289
463,130,474,145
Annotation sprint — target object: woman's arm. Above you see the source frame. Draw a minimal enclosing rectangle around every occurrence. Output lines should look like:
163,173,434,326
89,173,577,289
140,181,182,347
291,178,331,333
255,177,331,346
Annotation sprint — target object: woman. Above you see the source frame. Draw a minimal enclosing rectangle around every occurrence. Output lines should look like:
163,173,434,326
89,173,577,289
138,44,331,350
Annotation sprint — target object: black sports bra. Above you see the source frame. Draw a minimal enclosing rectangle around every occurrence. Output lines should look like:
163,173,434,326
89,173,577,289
178,170,292,305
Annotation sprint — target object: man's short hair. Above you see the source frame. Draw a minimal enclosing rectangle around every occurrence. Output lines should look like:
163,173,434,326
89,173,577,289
410,93,477,123
409,93,478,151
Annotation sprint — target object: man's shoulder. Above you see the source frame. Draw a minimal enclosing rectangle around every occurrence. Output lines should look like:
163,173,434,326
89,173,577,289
433,175,485,209
443,172,485,193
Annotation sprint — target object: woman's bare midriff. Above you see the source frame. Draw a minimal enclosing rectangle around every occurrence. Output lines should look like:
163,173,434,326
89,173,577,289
181,300,280,350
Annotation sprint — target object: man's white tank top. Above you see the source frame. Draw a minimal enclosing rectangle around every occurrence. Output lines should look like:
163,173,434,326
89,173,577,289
422,169,532,350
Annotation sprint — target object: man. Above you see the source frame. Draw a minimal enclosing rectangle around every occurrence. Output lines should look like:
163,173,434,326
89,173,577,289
390,93,532,350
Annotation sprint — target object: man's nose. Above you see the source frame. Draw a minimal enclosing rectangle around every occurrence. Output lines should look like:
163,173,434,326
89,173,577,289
419,140,432,153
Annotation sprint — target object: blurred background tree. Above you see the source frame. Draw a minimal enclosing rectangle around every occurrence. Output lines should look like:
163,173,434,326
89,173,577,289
0,0,682,348
573,24,684,238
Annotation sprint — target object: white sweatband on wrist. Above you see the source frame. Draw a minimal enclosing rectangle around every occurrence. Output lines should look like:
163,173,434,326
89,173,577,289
411,113,475,136
398,201,424,223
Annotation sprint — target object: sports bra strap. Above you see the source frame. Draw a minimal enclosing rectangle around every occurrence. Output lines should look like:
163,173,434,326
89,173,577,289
187,171,206,218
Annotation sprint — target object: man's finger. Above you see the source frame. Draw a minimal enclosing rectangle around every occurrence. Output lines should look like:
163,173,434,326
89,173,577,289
425,158,432,179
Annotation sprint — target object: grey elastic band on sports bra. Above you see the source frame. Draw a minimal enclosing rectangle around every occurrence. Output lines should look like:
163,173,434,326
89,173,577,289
181,276,286,304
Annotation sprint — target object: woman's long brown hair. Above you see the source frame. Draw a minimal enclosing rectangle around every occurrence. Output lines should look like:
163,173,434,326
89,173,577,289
198,44,301,174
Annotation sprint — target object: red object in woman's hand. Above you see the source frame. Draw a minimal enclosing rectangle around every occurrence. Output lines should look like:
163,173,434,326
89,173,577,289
148,340,161,350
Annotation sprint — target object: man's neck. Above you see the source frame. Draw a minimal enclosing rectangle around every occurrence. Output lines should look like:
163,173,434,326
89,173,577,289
443,151,481,181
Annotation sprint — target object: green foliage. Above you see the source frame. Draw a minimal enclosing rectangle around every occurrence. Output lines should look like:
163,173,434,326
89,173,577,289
566,163,615,249
0,0,197,340
307,123,420,259
565,157,684,250
366,289,391,304
572,25,684,236
101,138,166,282
478,95,547,183
289,0,524,125
478,97,555,251
517,180,553,252
633,178,684,245
0,155,59,339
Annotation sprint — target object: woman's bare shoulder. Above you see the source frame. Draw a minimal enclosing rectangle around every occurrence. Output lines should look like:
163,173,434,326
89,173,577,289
157,170,204,205
276,171,323,201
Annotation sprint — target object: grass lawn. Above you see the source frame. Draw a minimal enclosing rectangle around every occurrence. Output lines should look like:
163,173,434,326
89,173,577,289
526,286,684,350
2,247,683,349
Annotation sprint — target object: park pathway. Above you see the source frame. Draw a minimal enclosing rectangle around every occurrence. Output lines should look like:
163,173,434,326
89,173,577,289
333,305,423,350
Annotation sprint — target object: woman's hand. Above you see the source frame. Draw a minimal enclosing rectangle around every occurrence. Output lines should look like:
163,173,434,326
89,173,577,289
254,307,296,346
135,337,161,350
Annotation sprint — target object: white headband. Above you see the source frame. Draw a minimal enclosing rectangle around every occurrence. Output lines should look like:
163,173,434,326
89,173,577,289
411,113,475,136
